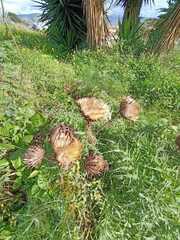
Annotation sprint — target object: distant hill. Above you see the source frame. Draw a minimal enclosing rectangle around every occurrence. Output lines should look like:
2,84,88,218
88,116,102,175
0,12,29,28
17,13,44,30
0,12,43,30
17,13,40,24
1,12,157,29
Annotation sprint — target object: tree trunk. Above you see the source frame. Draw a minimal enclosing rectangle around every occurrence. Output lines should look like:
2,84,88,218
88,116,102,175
84,0,107,48
0,0,8,36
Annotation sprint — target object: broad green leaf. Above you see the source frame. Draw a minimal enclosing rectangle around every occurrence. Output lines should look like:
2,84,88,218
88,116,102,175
16,171,22,177
0,143,15,150
31,113,46,128
0,159,9,167
23,135,33,144
28,170,39,178
11,157,22,169
0,230,12,240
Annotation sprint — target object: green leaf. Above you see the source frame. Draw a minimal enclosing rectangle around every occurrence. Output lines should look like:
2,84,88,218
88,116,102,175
31,184,39,195
13,177,22,189
0,143,16,150
0,230,12,240
11,157,22,169
23,135,33,144
0,159,9,168
16,171,22,177
37,174,48,190
31,113,46,128
28,170,39,178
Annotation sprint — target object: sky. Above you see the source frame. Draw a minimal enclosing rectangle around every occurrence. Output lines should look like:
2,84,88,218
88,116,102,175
2,0,169,17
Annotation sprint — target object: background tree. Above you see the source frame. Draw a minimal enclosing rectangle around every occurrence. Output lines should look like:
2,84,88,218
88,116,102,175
116,0,154,32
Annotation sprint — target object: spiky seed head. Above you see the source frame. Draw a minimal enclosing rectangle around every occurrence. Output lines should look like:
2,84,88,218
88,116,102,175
123,96,135,104
85,152,109,177
56,138,83,170
50,124,74,154
24,145,45,168
120,96,141,121
76,97,111,122
175,134,180,150
32,132,45,146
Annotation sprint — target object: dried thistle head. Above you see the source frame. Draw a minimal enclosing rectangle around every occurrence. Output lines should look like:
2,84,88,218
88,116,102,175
120,96,141,121
85,152,109,177
31,132,45,146
56,138,83,170
175,134,180,150
76,97,111,122
50,124,74,154
24,145,45,168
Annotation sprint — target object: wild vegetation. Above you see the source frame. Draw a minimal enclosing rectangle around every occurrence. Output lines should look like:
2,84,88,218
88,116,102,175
0,0,180,239
0,23,180,239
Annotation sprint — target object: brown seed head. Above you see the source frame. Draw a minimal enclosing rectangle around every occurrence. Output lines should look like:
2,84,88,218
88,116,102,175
85,152,109,177
50,124,74,154
76,97,111,122
32,132,45,146
56,138,83,170
120,96,141,121
24,145,45,168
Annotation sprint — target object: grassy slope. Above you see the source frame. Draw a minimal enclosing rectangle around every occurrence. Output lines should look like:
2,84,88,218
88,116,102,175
0,25,180,240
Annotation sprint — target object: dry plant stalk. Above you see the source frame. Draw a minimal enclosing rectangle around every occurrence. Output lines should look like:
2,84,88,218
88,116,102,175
85,122,97,145
176,134,180,150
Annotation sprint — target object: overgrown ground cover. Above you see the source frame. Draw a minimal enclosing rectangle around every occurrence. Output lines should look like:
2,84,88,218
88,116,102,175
0,25,180,240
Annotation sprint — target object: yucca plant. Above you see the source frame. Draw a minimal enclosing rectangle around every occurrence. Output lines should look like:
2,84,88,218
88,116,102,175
118,20,145,56
115,0,154,55
148,1,180,53
36,0,86,49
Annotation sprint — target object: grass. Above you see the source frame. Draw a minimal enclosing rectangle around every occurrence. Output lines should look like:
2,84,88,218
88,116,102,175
0,24,180,240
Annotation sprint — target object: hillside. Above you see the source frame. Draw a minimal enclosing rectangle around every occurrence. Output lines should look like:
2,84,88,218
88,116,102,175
0,25,180,240
17,13,40,23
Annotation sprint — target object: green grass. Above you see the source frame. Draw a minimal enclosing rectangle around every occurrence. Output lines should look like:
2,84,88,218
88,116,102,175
0,25,180,240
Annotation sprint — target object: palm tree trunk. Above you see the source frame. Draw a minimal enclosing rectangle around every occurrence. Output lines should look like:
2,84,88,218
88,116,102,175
0,0,5,22
84,0,107,48
122,0,143,29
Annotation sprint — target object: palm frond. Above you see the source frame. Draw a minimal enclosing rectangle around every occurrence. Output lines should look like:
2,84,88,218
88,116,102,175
148,2,180,53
